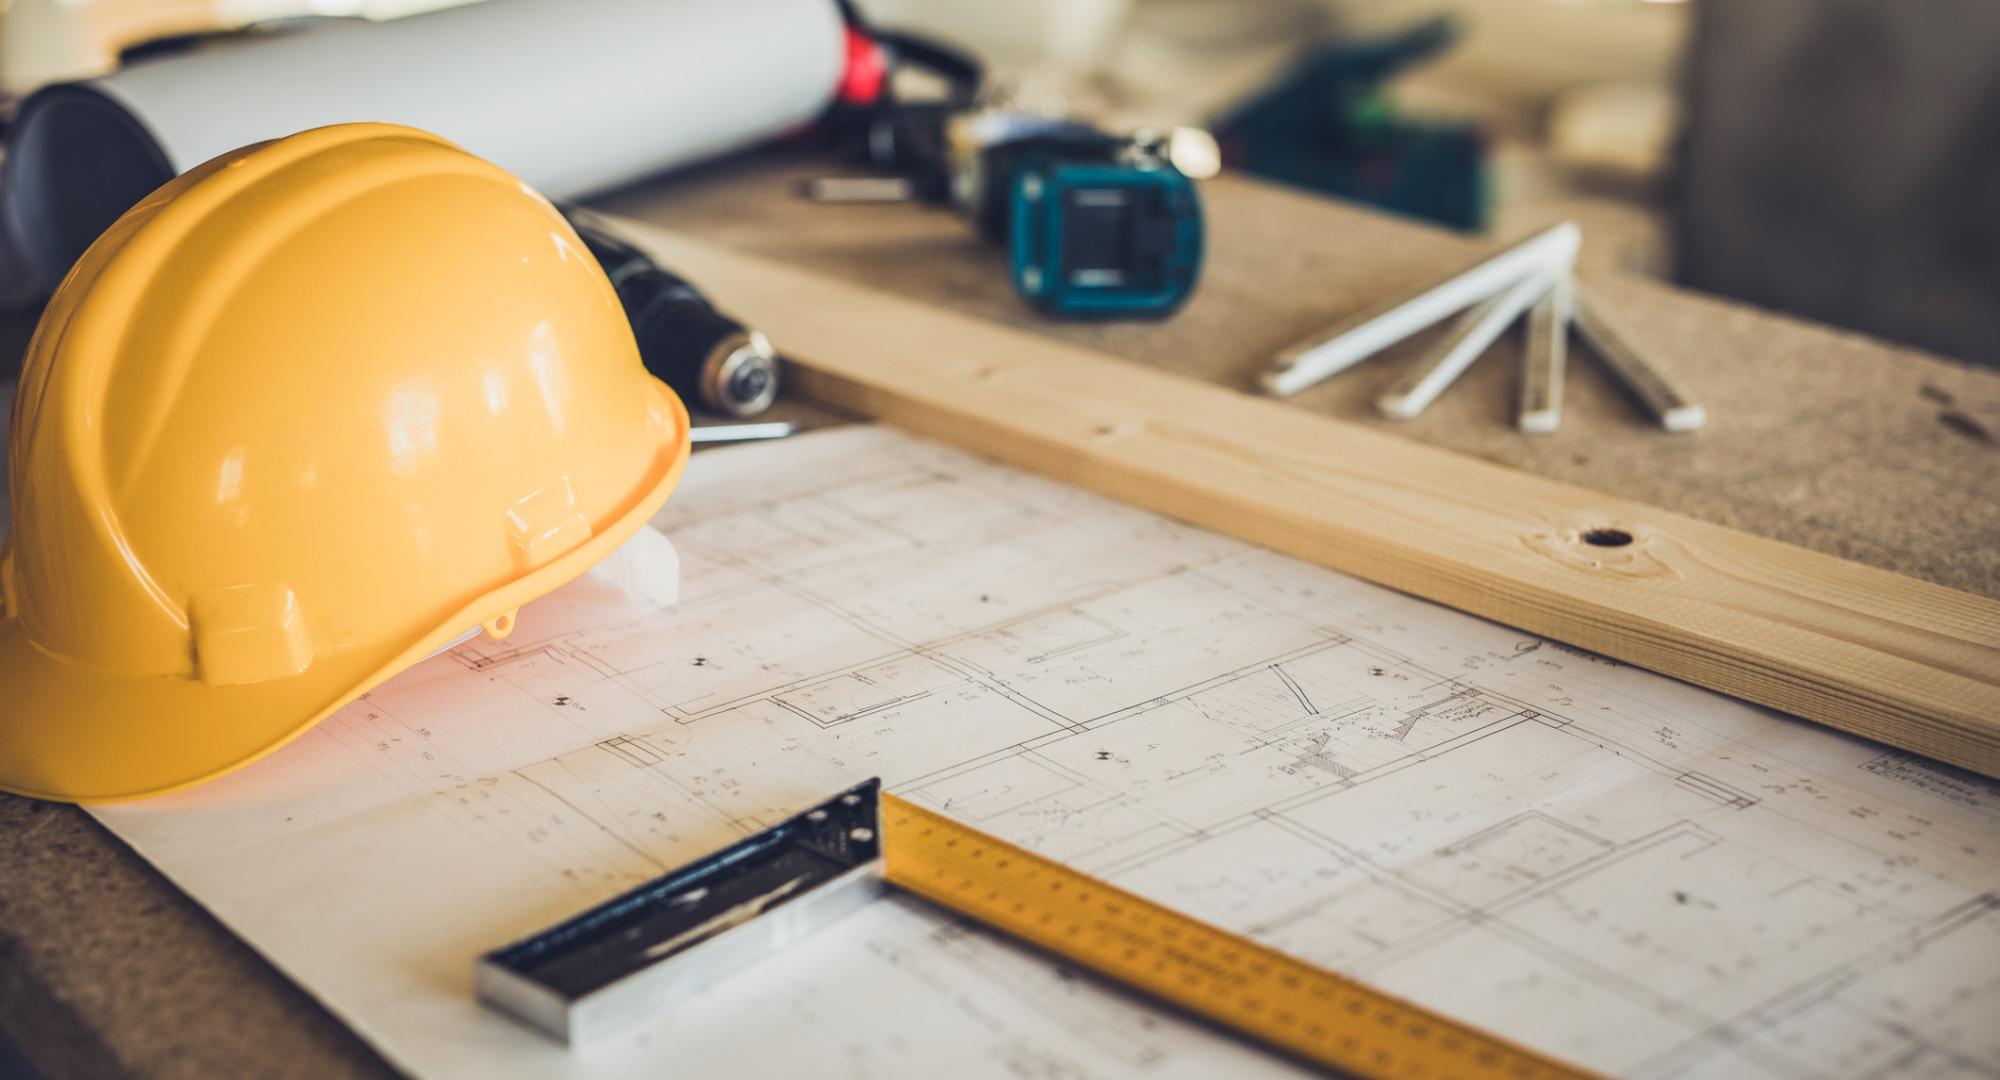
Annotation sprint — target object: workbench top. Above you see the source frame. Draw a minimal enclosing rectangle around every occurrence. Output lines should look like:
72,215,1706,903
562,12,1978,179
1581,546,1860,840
2,152,1996,1078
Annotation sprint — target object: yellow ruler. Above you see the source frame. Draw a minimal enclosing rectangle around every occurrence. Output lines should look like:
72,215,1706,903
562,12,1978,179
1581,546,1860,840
881,793,1602,1080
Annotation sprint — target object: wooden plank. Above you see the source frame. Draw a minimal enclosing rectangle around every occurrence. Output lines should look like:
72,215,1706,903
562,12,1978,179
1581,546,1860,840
624,223,2000,779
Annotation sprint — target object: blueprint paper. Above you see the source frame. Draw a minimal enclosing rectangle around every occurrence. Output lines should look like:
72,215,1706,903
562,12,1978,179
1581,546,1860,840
92,426,2000,1079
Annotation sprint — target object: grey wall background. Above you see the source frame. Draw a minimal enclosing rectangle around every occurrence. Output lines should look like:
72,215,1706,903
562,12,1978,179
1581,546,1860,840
1678,0,2000,367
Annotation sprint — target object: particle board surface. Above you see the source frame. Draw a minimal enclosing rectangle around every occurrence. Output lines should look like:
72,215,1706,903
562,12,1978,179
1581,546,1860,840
3,156,1998,1078
600,152,2000,598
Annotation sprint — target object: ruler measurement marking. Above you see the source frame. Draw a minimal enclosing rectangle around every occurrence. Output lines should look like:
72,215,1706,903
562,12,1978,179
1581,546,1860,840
882,794,1598,1080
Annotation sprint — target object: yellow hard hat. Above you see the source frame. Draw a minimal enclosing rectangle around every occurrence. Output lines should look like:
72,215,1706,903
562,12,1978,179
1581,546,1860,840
0,124,691,802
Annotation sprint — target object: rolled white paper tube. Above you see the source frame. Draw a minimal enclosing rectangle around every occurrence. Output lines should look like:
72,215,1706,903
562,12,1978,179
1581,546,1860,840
0,0,846,305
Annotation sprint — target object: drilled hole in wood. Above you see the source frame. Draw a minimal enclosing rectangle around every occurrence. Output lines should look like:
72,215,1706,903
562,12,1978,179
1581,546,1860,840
1581,528,1634,548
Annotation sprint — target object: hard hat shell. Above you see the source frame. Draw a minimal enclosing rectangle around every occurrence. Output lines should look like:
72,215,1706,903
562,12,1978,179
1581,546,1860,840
0,123,691,802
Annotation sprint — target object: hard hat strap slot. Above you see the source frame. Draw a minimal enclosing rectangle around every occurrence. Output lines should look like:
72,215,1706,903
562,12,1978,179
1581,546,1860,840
189,582,313,687
506,478,595,572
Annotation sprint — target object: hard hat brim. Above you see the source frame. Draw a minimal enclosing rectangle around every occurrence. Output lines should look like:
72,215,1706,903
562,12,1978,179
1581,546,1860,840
0,614,402,802
0,381,691,804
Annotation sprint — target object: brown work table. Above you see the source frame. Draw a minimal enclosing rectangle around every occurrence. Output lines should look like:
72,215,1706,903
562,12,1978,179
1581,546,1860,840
3,152,1997,1078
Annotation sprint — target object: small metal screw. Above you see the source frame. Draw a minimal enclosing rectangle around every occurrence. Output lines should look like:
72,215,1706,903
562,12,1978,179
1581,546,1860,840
841,794,862,806
1022,266,1044,293
1021,173,1044,201
849,827,875,843
807,809,828,822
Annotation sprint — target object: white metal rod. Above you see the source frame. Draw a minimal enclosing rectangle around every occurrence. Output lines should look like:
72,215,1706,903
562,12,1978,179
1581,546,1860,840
689,421,798,445
1574,284,1706,433
1376,270,1552,420
1516,274,1573,434
1261,220,1581,398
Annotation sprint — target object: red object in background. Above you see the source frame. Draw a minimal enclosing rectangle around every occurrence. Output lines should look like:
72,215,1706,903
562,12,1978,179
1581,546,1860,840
839,25,889,105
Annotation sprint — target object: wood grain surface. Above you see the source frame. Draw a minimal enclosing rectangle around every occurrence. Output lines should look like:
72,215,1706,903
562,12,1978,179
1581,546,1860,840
600,153,2000,599
621,221,2000,780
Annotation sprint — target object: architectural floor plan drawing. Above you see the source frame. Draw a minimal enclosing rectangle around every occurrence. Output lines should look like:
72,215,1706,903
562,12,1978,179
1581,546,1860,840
94,426,2000,1080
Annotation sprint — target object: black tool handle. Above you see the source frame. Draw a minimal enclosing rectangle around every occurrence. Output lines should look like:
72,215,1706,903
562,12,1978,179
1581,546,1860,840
562,209,778,417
